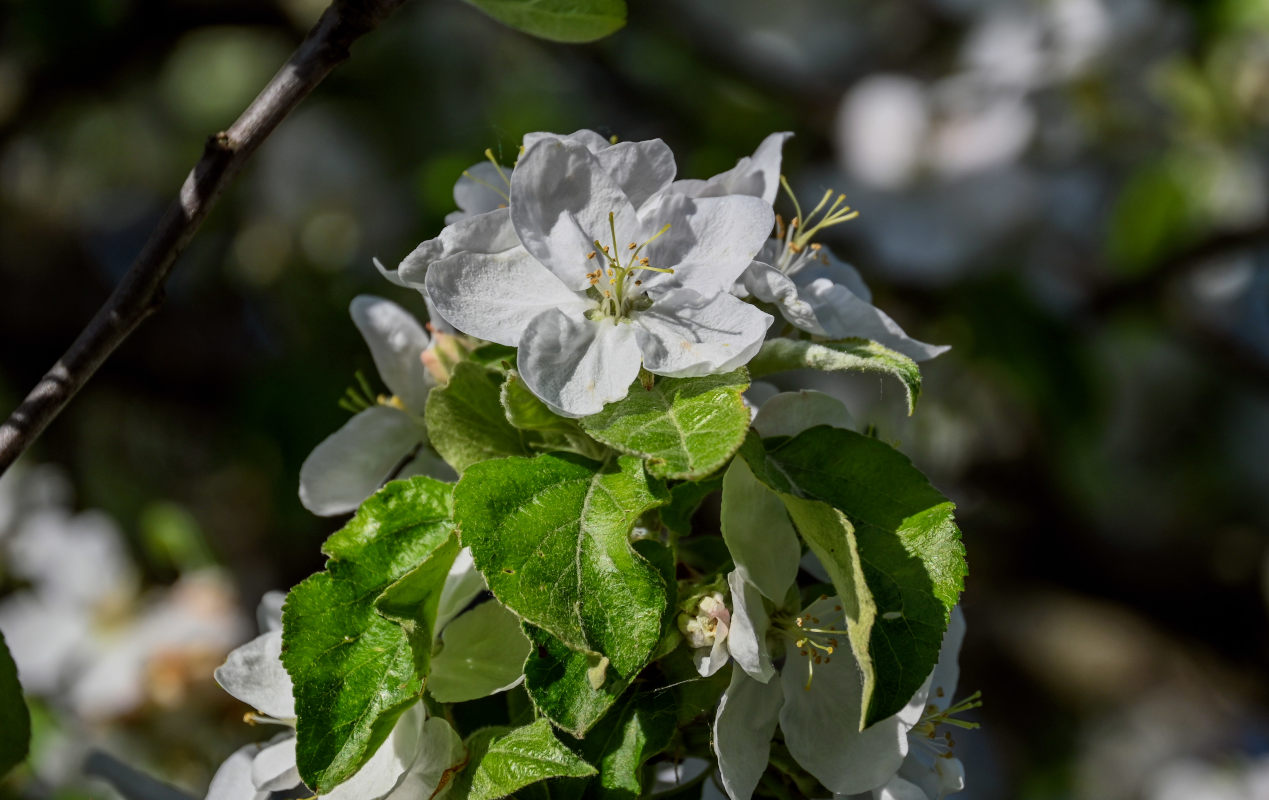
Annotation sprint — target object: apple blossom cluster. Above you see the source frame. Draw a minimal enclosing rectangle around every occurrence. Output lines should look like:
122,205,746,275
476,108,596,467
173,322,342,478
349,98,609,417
206,131,974,800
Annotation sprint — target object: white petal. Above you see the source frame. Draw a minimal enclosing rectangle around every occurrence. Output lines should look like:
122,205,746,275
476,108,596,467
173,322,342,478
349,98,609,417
381,717,466,800
651,757,712,794
256,591,285,633
693,620,732,677
393,449,458,486
593,139,677,209
400,208,522,283
927,606,966,713
511,138,643,291
638,194,775,295
725,572,775,683
373,257,408,288
324,703,426,800
205,745,269,800
779,598,912,795
798,279,949,362
721,461,800,604
874,774,932,800
424,248,586,347
214,630,294,719
789,248,872,303
522,129,610,153
518,309,642,418
634,290,772,378
350,296,431,413
429,600,531,703
742,262,828,337
676,132,790,205
714,669,783,800
250,735,300,792
435,547,486,633
452,161,510,218
0,592,88,693
298,407,423,516
752,391,854,439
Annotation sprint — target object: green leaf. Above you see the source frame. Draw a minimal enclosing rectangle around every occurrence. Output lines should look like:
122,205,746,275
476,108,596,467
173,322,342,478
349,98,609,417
282,477,458,792
426,361,533,472
581,688,678,800
455,454,669,677
580,370,750,480
465,719,598,800
461,0,627,43
0,630,29,778
746,338,922,415
502,372,608,460
739,429,965,727
523,625,629,737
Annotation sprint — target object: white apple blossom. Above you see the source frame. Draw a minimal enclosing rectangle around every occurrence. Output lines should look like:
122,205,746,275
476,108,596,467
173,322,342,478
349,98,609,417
423,136,774,416
689,133,948,362
298,295,453,516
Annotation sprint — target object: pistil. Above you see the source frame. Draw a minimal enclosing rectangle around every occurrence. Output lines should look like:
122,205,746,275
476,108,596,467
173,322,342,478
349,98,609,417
774,176,860,275
587,212,674,322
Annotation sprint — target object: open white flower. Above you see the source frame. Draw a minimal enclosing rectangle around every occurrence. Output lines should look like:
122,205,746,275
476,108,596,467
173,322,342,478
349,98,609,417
298,295,453,516
424,136,774,416
685,133,947,362
209,561,529,800
854,607,972,800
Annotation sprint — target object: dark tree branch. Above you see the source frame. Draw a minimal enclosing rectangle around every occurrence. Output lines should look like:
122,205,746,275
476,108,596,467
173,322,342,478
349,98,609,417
0,0,410,475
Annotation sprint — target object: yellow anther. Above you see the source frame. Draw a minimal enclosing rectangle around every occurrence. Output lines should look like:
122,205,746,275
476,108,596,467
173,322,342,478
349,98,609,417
628,242,637,250
587,252,596,260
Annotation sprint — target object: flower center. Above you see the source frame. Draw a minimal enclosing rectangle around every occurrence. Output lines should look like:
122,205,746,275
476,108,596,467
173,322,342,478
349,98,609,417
773,176,859,276
911,690,982,759
584,211,674,323
774,600,849,690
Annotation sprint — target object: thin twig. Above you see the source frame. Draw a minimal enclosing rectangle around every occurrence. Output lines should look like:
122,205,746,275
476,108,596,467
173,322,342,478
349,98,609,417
0,0,410,476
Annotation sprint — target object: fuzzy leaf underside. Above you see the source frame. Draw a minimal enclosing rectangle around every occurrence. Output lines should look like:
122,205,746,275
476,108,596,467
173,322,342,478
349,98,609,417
454,453,669,678
740,429,965,727
580,370,751,480
282,477,458,792
461,0,627,43
746,338,922,414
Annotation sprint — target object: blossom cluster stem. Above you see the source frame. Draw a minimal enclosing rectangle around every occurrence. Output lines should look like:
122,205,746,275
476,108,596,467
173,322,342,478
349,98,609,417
0,0,412,477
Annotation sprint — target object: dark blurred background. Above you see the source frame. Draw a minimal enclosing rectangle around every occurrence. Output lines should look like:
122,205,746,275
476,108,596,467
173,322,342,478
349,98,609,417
1,0,1268,797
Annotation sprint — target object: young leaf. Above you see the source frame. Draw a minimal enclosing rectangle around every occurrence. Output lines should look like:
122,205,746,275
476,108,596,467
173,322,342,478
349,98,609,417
454,453,669,677
0,630,29,778
462,0,627,44
282,477,458,793
739,429,965,728
426,361,532,472
746,338,922,414
580,370,750,480
580,687,678,800
466,719,597,800
523,625,629,737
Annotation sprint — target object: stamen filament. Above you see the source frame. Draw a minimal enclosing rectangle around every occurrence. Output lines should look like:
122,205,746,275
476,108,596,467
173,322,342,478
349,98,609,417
461,170,510,203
